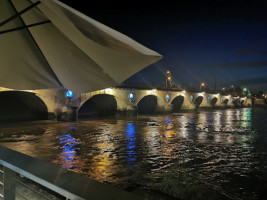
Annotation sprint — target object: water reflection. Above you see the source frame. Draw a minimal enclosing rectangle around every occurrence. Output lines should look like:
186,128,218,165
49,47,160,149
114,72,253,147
225,109,233,132
87,123,117,182
0,108,266,200
58,132,79,169
125,122,137,164
142,119,161,158
177,116,189,138
164,116,175,138
241,108,252,128
214,111,222,132
51,126,87,173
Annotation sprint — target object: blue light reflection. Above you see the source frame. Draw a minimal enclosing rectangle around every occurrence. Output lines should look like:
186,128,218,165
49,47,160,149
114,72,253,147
125,122,136,163
59,131,79,169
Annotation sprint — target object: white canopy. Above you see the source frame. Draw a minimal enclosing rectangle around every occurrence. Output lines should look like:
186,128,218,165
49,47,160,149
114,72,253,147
0,0,162,93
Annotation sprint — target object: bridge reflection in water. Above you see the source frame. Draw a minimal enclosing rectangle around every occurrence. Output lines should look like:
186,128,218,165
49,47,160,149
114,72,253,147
0,108,266,199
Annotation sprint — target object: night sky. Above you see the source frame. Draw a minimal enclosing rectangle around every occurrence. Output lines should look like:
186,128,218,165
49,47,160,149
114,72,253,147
60,0,267,92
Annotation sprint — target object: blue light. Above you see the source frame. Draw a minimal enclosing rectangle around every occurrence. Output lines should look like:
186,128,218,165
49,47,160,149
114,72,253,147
221,97,223,101
129,93,134,99
166,94,170,100
208,96,211,101
66,90,73,98
190,95,194,101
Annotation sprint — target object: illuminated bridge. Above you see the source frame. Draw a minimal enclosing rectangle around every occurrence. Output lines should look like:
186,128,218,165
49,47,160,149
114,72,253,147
0,87,252,122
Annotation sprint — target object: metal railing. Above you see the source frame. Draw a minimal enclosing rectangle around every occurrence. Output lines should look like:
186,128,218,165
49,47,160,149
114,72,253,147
0,145,142,200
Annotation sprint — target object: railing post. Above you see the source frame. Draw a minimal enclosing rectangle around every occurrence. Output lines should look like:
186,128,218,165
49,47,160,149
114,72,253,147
3,167,16,200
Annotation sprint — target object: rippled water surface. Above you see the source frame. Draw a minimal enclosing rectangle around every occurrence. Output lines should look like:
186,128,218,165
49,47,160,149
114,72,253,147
0,108,267,199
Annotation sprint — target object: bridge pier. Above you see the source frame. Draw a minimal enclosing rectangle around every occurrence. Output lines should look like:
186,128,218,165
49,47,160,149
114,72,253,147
34,89,81,121
59,106,78,121
116,105,138,116
161,104,173,113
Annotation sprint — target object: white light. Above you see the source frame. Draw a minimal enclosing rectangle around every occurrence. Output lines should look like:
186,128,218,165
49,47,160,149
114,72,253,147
148,89,157,95
181,90,186,96
105,88,112,94
199,92,204,97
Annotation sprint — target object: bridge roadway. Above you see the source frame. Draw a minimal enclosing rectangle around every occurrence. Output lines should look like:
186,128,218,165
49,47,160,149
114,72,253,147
0,87,252,121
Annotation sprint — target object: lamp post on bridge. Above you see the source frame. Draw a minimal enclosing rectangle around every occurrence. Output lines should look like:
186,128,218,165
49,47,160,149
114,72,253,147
231,85,236,95
200,82,205,91
166,70,173,89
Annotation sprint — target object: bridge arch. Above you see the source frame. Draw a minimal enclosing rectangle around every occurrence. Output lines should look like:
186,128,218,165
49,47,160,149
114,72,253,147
171,95,184,112
194,96,203,108
137,95,158,114
223,99,229,105
78,94,117,118
232,99,239,107
210,97,218,107
0,91,48,122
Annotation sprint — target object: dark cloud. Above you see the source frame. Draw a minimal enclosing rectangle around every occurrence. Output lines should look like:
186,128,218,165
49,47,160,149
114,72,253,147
236,49,267,56
237,77,267,85
203,61,267,69
221,77,267,92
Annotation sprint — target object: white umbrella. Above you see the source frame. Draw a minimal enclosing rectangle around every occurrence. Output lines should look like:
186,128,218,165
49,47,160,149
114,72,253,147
0,0,162,93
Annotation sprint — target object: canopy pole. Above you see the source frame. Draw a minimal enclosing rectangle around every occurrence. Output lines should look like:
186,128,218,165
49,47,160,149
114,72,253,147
0,1,41,27
0,20,50,35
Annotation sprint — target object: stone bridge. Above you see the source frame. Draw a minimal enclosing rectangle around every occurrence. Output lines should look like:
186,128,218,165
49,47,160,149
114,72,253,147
0,87,252,121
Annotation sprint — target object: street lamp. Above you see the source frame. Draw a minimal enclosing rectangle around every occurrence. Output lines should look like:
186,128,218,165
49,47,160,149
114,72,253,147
200,82,205,90
230,85,236,95
166,70,172,89
243,88,249,96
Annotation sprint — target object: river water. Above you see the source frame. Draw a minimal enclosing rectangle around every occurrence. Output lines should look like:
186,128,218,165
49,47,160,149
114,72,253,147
0,108,266,200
